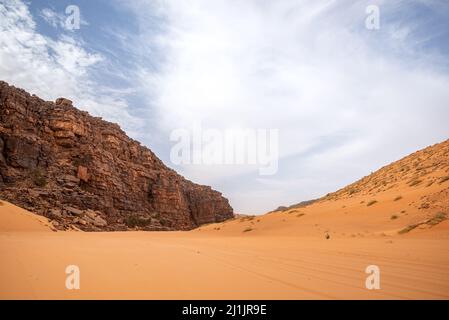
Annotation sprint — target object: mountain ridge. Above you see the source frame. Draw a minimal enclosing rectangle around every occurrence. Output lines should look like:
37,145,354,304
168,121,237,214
0,81,234,231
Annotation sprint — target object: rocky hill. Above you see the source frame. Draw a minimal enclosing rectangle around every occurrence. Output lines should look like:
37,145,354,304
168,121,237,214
0,81,233,231
276,139,449,211
324,139,449,203
200,139,449,238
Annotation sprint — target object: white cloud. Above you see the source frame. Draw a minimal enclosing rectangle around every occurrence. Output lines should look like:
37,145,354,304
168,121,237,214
39,7,89,31
2,0,448,213
0,0,143,133
40,7,64,28
124,0,449,213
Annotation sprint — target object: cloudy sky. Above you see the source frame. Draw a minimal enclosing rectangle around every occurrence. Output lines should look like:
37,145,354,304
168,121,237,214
1,0,449,213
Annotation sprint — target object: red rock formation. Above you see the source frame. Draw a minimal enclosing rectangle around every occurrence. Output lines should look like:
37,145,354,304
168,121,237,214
0,81,233,231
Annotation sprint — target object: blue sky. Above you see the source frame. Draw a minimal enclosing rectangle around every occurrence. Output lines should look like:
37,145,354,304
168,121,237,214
1,0,449,213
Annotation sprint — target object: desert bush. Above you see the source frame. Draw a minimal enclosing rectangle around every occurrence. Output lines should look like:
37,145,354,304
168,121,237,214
394,196,402,201
367,200,378,207
398,224,419,234
151,212,161,219
427,212,447,226
419,202,430,209
159,218,172,227
408,179,422,187
124,215,151,228
390,214,399,220
439,176,449,184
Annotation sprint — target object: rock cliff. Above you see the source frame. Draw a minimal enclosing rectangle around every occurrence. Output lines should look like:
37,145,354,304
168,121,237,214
0,81,233,231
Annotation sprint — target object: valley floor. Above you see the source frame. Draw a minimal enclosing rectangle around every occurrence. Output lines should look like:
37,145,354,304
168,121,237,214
1,193,449,299
1,230,449,299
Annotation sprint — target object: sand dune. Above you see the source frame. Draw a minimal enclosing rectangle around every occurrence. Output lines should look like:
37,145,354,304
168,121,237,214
0,200,54,232
1,140,448,299
1,199,448,299
198,177,449,239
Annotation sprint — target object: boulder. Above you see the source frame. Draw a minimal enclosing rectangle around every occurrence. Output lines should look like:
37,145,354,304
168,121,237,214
65,206,83,216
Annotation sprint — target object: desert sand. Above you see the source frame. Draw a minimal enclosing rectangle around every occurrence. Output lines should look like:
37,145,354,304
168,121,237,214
1,140,449,299
1,197,448,300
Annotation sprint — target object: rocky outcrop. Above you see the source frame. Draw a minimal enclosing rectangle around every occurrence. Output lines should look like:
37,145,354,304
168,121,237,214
0,81,233,231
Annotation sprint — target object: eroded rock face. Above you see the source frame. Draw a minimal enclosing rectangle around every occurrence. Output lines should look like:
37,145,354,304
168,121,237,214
0,81,233,231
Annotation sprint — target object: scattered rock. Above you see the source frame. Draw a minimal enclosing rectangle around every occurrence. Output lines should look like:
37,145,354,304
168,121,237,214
48,209,62,218
65,206,83,216
91,215,107,227
77,165,89,182
84,209,97,219
55,97,72,106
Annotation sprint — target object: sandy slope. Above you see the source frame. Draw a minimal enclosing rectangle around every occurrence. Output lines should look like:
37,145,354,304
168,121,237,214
198,177,449,239
0,200,54,232
1,200,448,299
1,140,448,299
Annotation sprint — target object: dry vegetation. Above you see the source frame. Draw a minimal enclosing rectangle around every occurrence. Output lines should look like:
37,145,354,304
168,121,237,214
367,200,378,207
323,139,449,201
398,212,448,234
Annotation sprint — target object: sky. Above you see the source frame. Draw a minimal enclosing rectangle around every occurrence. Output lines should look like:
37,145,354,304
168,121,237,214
1,0,449,213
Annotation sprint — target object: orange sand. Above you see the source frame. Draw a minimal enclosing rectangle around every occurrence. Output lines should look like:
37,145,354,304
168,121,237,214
1,196,448,299
1,140,448,299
